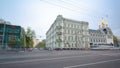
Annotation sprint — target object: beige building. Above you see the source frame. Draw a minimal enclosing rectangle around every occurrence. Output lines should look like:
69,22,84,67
46,15,89,50
33,36,40,47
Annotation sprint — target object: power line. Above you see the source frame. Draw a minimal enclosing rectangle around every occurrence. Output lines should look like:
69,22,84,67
59,0,91,13
58,0,101,21
40,0,103,25
40,0,101,18
57,0,104,21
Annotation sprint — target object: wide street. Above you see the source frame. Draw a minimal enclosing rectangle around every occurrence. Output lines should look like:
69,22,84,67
0,49,120,68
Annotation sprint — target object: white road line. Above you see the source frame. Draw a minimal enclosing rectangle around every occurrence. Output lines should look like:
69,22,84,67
0,55,94,64
102,53,120,56
64,59,120,68
1,53,120,65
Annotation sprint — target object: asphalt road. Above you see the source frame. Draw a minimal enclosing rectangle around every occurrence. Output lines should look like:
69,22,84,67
0,50,120,68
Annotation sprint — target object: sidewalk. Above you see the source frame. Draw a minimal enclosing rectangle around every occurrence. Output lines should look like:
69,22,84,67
0,50,19,54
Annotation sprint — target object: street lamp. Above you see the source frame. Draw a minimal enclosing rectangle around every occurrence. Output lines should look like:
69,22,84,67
2,21,6,49
76,29,78,49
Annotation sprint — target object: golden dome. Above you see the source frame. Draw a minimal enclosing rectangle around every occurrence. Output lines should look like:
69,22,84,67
101,18,105,26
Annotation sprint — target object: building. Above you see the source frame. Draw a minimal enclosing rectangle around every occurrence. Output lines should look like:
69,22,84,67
46,15,89,50
46,15,114,50
0,19,24,49
33,36,40,47
89,18,114,47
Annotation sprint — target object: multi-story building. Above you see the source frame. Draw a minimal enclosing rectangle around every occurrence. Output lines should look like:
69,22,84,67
46,15,89,49
89,18,114,47
46,15,114,49
0,19,24,49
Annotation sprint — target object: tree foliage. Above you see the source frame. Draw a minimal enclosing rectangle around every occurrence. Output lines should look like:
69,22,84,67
8,40,17,48
20,38,24,47
36,39,46,48
113,35,118,46
25,27,35,48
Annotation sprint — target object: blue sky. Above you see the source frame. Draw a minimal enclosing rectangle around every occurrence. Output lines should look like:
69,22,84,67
0,0,120,39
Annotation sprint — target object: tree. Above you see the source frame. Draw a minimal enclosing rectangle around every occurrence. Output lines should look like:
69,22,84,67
20,28,26,48
20,38,24,47
25,27,35,48
36,39,46,48
8,40,17,48
113,35,118,47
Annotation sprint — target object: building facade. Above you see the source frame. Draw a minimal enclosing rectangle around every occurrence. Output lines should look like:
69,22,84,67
0,19,24,49
46,15,114,49
89,18,114,47
46,15,89,49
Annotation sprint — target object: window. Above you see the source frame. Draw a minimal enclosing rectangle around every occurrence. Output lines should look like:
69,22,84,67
68,29,70,34
0,35,3,41
93,34,94,36
73,30,75,34
91,39,92,42
64,36,66,40
79,37,81,41
69,24,71,28
68,24,69,28
94,39,95,42
104,40,106,42
64,29,66,33
77,25,79,28
9,35,16,41
78,31,80,34
71,30,73,34
68,36,70,40
72,36,73,40
79,26,81,29
74,24,76,28
91,34,92,36
66,29,68,34
71,24,73,28
64,23,66,27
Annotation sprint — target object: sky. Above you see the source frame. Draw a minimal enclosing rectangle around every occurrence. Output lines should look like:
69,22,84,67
0,0,120,40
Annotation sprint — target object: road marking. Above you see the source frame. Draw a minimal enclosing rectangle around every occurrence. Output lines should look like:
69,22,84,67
0,55,94,64
1,52,120,65
102,53,120,56
64,59,120,68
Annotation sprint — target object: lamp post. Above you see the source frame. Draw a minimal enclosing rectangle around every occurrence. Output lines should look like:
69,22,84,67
2,21,6,49
24,32,26,51
76,29,78,49
17,38,20,50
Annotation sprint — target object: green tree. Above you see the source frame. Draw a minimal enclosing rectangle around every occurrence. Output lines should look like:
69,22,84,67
20,38,24,47
19,27,26,48
25,27,35,48
36,39,46,48
113,35,118,46
8,40,17,48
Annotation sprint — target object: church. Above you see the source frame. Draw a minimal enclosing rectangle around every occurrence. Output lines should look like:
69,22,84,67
89,18,114,47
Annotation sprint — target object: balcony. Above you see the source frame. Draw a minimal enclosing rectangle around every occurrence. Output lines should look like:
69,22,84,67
56,39,62,42
56,32,62,35
56,26,62,29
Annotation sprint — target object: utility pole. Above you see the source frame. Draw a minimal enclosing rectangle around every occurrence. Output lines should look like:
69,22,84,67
2,22,6,49
24,32,26,50
76,29,78,49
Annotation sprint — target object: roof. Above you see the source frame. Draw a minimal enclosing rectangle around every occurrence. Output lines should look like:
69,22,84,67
89,29,104,34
